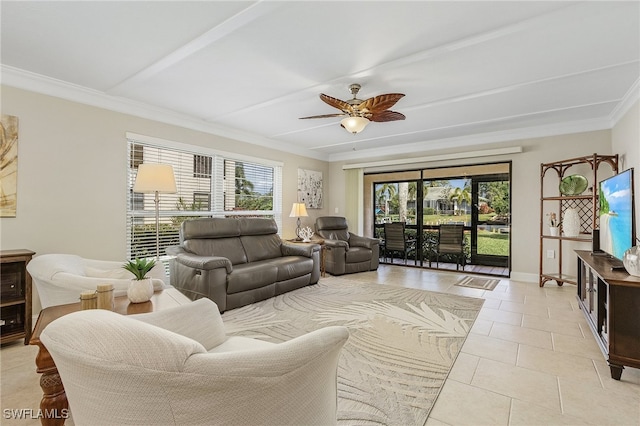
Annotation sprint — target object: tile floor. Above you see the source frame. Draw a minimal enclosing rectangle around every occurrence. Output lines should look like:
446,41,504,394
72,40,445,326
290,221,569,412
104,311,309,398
2,265,639,425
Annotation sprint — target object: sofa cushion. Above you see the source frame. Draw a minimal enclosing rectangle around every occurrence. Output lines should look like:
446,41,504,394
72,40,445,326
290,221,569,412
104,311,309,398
346,247,372,263
270,256,314,281
227,262,278,294
184,238,248,265
241,234,282,262
182,218,241,240
238,218,278,235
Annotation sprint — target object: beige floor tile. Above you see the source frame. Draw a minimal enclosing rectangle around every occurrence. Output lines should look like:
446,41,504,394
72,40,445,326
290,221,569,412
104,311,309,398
547,305,585,322
471,358,562,412
482,291,526,303
559,376,640,425
498,300,550,317
477,307,523,326
509,399,589,425
489,322,553,349
461,334,519,365
517,344,601,385
481,298,501,310
447,352,479,384
594,359,640,388
521,314,585,338
429,379,511,426
469,318,493,336
552,332,604,360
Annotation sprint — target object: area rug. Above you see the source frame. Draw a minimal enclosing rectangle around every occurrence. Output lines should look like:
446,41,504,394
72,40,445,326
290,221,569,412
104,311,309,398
222,276,484,425
455,276,500,290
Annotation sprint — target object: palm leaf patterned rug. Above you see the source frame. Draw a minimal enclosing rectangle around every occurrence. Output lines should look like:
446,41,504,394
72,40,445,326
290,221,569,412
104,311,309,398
222,276,484,425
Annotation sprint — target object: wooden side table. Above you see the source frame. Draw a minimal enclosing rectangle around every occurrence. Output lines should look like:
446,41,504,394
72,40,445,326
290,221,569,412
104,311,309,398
1,249,35,344
29,288,190,425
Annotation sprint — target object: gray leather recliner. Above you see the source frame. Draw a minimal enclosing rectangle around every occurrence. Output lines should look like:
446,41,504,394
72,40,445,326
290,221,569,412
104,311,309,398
167,218,320,312
314,216,379,276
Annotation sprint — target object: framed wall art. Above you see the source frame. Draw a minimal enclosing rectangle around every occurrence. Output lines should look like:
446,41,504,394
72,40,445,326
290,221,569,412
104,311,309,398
1,115,19,217
298,168,323,209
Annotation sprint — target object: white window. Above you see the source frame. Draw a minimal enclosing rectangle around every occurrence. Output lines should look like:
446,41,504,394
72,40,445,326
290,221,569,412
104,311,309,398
126,134,282,260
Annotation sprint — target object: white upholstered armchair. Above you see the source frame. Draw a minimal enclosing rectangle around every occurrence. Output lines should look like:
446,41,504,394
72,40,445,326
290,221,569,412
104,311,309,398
40,298,349,426
27,254,169,308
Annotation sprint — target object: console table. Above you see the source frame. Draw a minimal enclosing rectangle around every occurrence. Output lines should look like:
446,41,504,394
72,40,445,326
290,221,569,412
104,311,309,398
1,249,35,344
575,250,640,380
29,288,190,425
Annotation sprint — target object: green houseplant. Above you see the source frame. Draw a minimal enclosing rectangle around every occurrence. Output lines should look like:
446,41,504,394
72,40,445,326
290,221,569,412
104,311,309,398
122,258,157,303
123,258,157,280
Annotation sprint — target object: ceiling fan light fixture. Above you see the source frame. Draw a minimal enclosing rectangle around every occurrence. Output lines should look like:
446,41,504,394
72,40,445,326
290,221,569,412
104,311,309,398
341,116,369,134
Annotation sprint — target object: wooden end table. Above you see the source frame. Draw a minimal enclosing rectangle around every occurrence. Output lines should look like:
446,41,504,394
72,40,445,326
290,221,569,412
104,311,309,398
29,288,190,425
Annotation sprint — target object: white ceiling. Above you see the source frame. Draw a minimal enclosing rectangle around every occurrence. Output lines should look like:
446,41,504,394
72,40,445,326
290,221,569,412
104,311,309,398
2,1,639,162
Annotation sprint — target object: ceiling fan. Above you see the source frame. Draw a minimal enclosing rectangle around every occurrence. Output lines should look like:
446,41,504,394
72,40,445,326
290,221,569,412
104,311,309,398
299,84,405,134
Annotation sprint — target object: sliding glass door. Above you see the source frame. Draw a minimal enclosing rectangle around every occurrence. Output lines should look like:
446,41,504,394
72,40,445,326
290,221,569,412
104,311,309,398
365,162,511,276
471,175,510,268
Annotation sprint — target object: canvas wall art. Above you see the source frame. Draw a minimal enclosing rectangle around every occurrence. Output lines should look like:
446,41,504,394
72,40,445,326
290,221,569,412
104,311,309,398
1,115,19,217
298,168,323,209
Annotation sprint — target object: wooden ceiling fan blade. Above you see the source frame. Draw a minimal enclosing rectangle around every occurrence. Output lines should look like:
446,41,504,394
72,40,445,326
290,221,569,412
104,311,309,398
369,110,406,122
358,93,405,114
299,113,347,119
320,94,355,114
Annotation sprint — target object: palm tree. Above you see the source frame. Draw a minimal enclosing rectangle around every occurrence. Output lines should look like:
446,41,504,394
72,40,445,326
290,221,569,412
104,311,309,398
448,185,471,215
375,183,397,218
398,182,408,222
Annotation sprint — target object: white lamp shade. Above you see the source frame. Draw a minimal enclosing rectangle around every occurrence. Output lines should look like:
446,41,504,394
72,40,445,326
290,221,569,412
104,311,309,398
289,203,308,217
133,163,177,193
341,116,369,134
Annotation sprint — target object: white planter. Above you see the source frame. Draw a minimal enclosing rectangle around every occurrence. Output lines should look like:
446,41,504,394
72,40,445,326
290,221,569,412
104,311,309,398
549,227,559,237
127,277,154,303
623,246,640,277
563,208,580,237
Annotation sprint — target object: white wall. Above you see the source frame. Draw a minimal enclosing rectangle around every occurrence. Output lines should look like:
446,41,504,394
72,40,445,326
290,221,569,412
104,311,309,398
612,100,640,244
0,86,330,257
328,131,613,282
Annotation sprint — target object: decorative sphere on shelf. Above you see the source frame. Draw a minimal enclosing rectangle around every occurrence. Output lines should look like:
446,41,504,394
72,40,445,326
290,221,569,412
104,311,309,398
623,246,640,277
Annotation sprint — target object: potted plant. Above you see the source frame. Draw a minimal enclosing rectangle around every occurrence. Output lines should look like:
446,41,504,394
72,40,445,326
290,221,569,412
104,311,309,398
122,258,156,303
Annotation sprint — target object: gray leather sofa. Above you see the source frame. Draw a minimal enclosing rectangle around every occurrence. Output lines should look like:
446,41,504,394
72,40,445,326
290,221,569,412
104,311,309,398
166,218,320,312
315,216,380,276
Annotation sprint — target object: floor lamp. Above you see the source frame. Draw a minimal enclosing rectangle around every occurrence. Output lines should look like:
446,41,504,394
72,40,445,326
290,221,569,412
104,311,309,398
133,163,177,260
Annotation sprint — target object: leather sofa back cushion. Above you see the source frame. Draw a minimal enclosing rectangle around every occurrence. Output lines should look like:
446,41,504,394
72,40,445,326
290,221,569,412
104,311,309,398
181,218,241,241
315,216,350,242
239,218,278,235
184,238,248,265
242,234,282,262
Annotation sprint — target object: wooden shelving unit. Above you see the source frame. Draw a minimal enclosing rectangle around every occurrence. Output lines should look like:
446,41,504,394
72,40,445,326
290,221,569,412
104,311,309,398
539,154,618,287
1,249,35,344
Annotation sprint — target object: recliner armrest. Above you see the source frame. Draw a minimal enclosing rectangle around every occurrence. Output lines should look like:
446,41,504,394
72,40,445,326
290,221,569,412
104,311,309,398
348,233,380,249
175,253,233,274
281,242,320,258
323,239,349,249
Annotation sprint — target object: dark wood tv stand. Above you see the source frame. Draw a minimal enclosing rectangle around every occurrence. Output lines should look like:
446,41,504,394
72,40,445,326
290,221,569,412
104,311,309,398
576,250,640,380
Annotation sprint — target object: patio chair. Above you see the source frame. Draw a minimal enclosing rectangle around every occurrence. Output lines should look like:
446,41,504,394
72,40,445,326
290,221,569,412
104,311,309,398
383,222,417,265
435,224,465,270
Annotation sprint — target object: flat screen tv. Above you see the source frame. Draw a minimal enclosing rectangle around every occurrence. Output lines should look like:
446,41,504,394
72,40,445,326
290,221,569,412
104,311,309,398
598,168,636,262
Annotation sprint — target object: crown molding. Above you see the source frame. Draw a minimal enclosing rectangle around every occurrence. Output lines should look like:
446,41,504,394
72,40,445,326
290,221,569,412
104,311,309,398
1,65,329,161
609,77,640,125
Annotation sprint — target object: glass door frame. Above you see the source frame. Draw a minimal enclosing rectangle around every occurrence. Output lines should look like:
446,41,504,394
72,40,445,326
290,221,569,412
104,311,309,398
470,173,511,268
